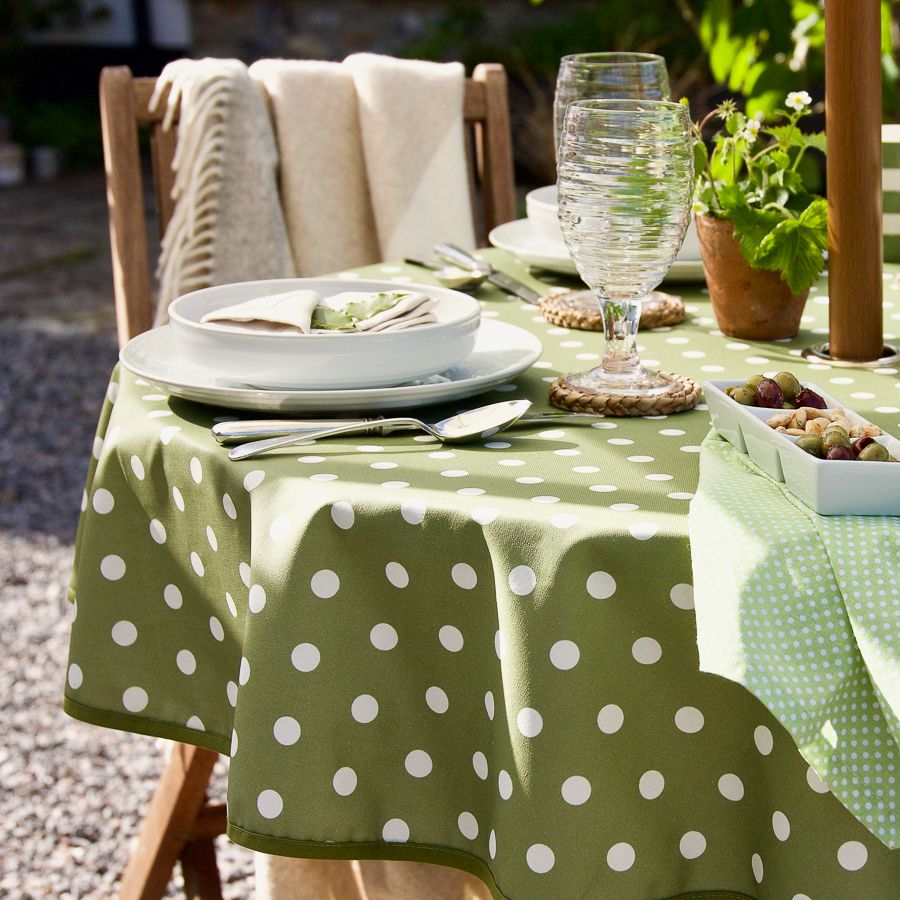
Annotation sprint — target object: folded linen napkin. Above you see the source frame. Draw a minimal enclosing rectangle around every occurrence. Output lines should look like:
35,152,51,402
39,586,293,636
319,291,437,332
200,289,320,333
200,289,437,334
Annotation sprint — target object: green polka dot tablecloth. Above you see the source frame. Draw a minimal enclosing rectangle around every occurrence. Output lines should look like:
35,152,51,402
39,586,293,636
690,432,899,849
65,252,900,898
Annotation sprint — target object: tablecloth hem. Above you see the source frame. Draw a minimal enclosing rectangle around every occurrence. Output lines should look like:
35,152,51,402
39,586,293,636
62,695,231,756
226,824,758,900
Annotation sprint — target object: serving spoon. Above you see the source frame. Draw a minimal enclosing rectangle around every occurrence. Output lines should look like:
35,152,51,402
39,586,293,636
403,256,488,292
227,399,533,461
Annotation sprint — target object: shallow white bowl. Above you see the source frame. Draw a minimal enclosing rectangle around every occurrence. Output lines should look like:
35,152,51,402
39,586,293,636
168,278,481,390
526,184,564,243
705,380,900,516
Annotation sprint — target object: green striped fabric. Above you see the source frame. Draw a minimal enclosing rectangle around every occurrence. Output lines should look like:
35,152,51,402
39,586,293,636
883,125,900,260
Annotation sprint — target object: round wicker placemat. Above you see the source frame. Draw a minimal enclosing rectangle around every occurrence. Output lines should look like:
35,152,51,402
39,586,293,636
548,372,701,416
541,290,685,331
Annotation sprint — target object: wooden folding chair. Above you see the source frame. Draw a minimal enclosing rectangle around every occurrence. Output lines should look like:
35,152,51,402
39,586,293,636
97,61,516,899
100,62,516,350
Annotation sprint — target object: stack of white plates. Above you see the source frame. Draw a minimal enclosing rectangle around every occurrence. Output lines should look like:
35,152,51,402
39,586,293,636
120,278,543,412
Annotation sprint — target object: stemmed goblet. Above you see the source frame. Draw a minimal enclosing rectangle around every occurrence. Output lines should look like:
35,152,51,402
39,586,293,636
553,52,670,151
557,99,694,397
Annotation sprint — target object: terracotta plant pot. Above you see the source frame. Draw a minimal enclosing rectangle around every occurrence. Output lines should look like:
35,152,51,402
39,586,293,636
695,215,810,340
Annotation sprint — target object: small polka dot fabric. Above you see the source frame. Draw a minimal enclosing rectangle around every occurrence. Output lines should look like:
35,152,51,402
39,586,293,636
65,255,900,898
691,433,899,849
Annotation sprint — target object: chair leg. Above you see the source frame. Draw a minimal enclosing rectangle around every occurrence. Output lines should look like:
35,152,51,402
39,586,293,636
180,837,224,900
118,743,220,900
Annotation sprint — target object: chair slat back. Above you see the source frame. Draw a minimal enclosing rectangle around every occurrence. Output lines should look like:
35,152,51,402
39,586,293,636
99,63,516,346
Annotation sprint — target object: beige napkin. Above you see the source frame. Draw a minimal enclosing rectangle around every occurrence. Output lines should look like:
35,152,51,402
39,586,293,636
150,59,296,324
199,289,437,333
200,288,321,333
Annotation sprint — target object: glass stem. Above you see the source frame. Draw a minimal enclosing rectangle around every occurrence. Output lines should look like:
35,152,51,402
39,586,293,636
600,299,643,377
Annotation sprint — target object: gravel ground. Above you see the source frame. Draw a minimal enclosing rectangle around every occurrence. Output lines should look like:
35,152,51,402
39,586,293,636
0,171,254,898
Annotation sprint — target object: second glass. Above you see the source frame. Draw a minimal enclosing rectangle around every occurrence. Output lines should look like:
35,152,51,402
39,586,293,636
553,52,670,151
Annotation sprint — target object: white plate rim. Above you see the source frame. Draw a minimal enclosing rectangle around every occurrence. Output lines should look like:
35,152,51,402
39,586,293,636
489,218,706,281
120,320,543,412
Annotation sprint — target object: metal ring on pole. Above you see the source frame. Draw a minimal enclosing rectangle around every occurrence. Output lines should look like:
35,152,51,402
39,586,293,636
802,343,900,368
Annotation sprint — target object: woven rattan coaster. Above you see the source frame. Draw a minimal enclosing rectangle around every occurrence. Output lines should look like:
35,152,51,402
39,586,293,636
548,372,701,416
541,290,685,331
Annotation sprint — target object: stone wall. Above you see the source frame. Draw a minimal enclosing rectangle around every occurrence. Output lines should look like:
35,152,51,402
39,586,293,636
189,0,575,63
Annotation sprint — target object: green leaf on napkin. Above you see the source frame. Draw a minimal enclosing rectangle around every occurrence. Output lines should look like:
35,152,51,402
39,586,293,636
310,291,412,331
310,307,357,331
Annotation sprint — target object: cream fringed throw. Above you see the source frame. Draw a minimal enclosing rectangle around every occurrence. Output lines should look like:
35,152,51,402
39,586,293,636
152,55,476,322
150,59,296,324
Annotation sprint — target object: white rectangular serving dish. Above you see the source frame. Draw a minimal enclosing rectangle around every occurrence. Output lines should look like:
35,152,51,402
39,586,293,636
704,380,900,516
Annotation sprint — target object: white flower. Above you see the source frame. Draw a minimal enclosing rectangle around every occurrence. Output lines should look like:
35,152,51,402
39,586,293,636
738,128,758,145
785,90,812,112
744,117,761,135
692,199,709,216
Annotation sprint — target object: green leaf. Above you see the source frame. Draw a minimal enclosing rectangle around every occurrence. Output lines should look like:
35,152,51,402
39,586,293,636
754,197,828,293
692,139,709,177
728,36,759,92
730,209,787,267
699,0,731,49
764,126,826,154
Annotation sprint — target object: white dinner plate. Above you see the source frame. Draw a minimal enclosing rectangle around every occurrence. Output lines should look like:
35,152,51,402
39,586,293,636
489,218,707,282
120,320,543,412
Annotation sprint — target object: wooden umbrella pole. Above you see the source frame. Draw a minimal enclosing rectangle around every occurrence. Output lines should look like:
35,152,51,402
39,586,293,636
825,0,884,361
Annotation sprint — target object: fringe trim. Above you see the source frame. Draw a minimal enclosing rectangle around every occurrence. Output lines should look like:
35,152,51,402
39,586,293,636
150,63,237,324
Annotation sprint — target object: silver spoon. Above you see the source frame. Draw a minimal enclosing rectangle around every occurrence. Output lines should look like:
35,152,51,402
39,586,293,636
227,399,533,461
403,256,488,292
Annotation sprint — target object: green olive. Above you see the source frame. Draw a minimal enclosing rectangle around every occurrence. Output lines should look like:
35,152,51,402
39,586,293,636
858,442,889,461
773,371,801,402
724,385,736,397
822,430,851,451
795,435,824,457
745,374,766,391
731,386,757,405
782,402,794,409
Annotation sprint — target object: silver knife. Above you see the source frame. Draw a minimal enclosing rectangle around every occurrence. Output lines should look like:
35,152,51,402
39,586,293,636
433,243,543,304
212,412,603,444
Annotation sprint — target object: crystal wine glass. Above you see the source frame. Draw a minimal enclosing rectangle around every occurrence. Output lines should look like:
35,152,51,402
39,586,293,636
553,52,670,151
557,99,694,397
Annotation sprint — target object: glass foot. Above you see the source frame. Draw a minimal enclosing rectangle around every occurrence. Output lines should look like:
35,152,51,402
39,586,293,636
565,366,676,397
